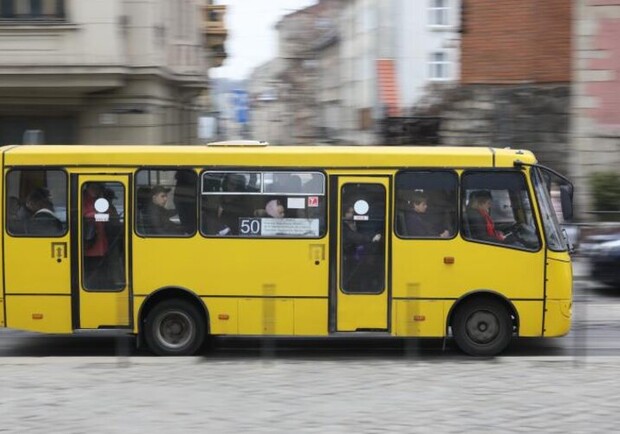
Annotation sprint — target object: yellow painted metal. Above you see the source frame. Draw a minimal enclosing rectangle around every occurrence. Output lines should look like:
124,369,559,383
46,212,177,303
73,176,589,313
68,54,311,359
393,300,445,337
336,176,389,331
544,300,572,337
392,237,545,301
512,300,544,336
203,298,239,335
77,174,130,329
4,237,71,294
293,299,328,335
5,295,72,333
2,145,538,169
238,298,294,335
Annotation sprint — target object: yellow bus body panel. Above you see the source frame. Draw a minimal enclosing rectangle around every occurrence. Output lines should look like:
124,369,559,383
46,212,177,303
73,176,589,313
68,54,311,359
337,293,388,331
5,295,72,333
393,300,445,337
132,238,328,298
512,301,544,336
79,291,130,329
544,251,572,336
4,237,71,294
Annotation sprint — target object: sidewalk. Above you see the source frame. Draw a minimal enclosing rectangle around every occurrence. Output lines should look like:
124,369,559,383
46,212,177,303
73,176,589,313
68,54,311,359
1,356,619,433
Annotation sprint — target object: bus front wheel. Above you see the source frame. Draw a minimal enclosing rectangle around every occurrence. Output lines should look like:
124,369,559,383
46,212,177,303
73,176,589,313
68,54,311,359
144,299,206,356
452,298,512,357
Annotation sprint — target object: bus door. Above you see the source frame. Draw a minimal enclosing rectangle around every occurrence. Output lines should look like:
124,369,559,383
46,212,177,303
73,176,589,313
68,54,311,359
335,177,390,332
74,174,131,329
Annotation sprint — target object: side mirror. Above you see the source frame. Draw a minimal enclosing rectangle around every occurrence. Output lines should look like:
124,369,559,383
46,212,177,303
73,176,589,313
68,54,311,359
560,184,574,222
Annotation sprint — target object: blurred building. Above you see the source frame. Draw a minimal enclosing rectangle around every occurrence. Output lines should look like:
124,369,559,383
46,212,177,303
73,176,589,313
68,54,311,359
572,0,620,218
439,0,571,173
247,59,285,143
0,0,227,145
248,0,461,145
339,0,461,144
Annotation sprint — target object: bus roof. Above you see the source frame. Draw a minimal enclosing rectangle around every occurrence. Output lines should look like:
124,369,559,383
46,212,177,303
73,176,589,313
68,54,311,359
0,145,537,168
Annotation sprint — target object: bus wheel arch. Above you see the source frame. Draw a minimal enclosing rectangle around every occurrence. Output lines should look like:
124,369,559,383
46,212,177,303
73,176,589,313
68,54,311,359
448,291,518,357
139,287,210,356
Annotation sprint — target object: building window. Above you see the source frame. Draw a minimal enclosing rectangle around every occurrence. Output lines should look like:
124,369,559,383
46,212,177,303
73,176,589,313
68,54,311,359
0,0,65,20
429,0,449,27
429,52,450,80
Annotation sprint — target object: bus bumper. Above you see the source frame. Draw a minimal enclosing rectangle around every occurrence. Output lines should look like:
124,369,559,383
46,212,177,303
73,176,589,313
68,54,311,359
544,299,572,337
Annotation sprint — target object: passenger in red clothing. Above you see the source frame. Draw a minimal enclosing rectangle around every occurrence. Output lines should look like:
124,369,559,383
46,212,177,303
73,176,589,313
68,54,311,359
466,190,506,242
83,183,110,289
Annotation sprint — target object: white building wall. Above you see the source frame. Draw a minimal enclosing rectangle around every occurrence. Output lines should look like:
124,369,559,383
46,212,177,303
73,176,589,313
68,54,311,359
335,0,461,144
396,0,461,109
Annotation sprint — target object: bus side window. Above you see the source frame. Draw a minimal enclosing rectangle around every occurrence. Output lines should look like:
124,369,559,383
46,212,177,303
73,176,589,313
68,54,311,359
135,169,196,237
394,171,457,239
5,169,67,237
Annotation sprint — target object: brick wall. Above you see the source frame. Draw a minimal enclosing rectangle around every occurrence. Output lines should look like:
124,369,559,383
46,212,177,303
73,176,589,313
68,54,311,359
461,0,571,84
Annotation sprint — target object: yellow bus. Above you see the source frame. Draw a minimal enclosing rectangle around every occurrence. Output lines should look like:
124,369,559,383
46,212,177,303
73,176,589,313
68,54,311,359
0,143,573,356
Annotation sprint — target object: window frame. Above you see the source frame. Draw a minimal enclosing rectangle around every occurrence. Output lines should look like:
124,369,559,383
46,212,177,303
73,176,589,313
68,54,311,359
134,168,198,238
460,169,542,252
5,167,69,238
394,169,459,240
0,0,66,22
428,51,451,81
428,0,450,27
199,169,328,240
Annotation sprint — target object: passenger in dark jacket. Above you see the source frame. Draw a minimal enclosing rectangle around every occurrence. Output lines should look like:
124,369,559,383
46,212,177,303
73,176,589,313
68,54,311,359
146,185,182,235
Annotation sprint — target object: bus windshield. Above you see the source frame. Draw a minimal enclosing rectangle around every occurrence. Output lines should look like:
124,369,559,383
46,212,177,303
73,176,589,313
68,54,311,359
532,168,567,251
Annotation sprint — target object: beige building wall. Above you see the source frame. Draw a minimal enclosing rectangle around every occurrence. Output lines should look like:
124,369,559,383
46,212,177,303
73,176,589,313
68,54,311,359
0,0,210,145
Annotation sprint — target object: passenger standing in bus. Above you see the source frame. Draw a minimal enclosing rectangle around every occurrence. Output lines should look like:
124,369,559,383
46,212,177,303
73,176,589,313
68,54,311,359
7,196,27,234
466,190,506,242
342,204,382,292
83,183,109,289
173,171,197,234
24,187,63,235
215,174,249,235
404,191,450,238
147,185,182,235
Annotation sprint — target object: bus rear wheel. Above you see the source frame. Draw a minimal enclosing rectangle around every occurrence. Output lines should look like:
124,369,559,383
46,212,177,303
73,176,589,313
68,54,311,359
144,299,206,356
452,298,512,357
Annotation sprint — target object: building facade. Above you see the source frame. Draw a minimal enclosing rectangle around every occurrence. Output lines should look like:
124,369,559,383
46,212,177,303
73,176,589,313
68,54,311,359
438,0,571,175
0,0,226,145
572,0,620,218
247,0,460,145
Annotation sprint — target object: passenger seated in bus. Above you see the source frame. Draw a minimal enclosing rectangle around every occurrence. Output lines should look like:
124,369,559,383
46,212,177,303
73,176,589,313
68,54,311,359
173,171,196,234
265,198,285,218
404,191,450,238
342,204,383,293
7,196,27,234
25,187,63,235
213,174,251,235
466,190,507,243
146,185,182,235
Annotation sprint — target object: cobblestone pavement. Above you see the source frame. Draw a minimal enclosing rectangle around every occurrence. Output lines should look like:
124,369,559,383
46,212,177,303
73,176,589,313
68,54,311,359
2,257,617,433
1,356,620,433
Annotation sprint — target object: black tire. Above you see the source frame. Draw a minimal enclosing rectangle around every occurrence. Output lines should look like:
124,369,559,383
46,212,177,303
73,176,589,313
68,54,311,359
144,299,206,356
452,297,513,357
